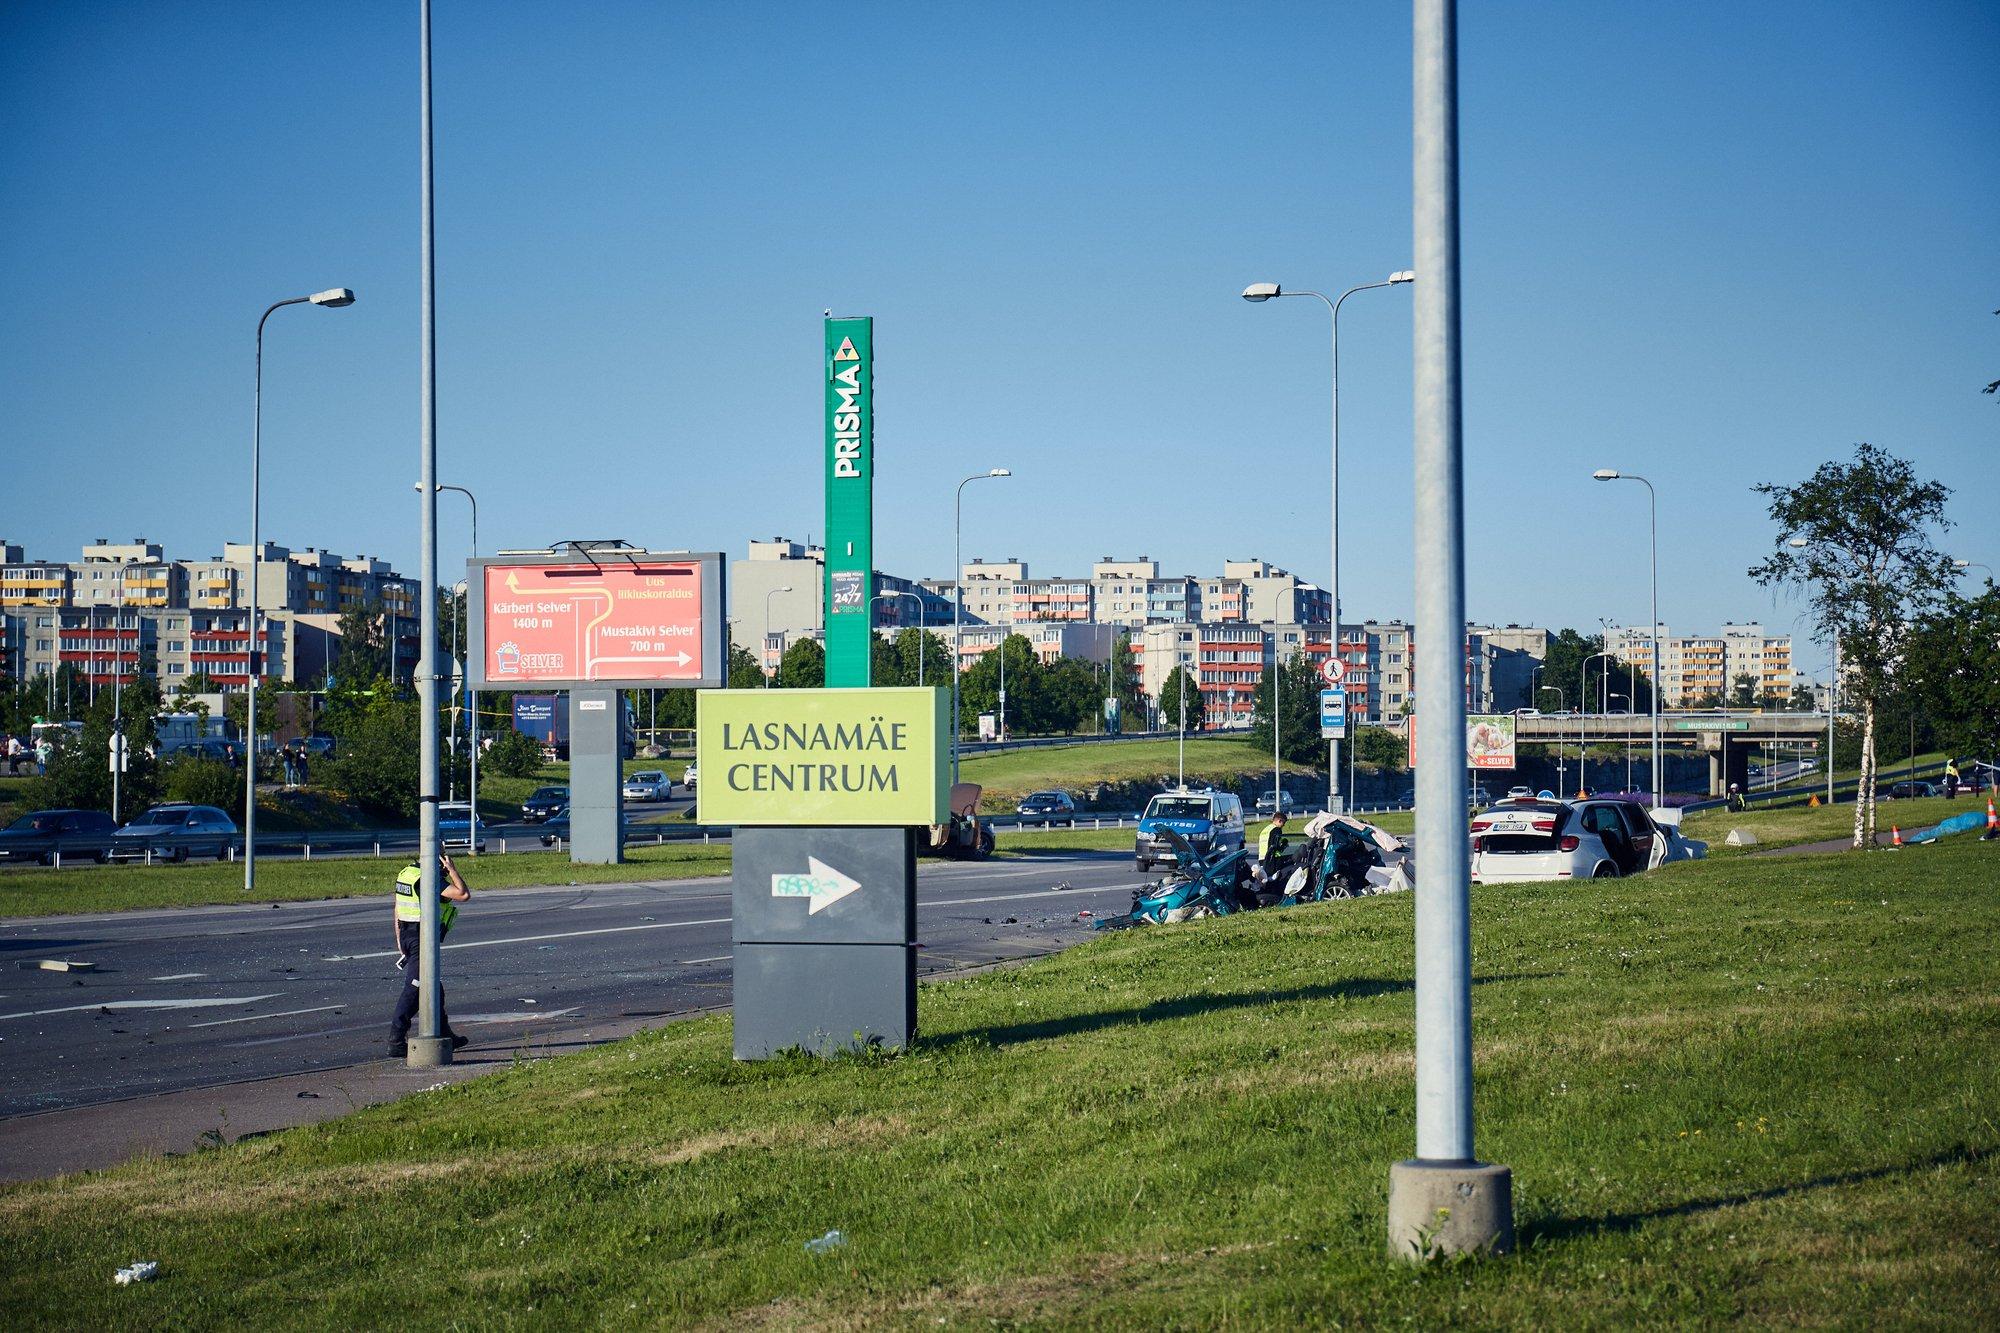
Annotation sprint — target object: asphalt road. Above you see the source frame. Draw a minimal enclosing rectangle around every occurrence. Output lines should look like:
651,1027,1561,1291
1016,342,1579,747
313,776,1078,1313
0,850,1141,1118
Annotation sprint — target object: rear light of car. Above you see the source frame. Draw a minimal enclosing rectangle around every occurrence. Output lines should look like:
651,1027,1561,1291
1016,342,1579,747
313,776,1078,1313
1533,819,1556,832
1470,835,1485,852
1559,835,1580,852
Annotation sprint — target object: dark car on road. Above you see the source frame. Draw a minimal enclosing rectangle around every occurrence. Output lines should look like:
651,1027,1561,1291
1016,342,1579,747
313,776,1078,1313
1883,780,1937,800
1016,791,1077,826
0,809,119,865
110,804,238,862
521,785,569,822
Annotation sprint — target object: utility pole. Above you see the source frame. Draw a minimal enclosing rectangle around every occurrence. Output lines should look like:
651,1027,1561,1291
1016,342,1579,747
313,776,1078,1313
1388,0,1513,1260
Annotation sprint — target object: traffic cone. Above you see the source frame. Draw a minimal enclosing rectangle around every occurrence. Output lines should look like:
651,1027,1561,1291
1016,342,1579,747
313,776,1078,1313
1890,825,1902,848
1984,796,1998,841
1809,793,1820,808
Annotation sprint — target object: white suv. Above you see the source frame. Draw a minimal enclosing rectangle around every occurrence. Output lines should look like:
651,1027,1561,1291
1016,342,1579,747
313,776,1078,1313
1470,797,1704,884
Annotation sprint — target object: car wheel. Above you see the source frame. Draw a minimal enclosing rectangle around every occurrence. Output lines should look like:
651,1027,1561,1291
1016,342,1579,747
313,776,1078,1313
172,846,189,864
1135,859,1149,872
216,843,230,862
93,852,108,865
1591,863,1619,879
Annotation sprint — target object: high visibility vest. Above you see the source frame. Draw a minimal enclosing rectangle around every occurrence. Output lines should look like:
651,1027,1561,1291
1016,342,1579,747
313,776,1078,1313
393,864,456,934
1259,822,1286,861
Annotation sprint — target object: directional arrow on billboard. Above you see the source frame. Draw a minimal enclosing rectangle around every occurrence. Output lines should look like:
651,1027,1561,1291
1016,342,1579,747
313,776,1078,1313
770,857,861,914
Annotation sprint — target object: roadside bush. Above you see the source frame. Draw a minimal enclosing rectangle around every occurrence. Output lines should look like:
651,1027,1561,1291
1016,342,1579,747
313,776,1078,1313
163,757,239,809
324,695,420,821
485,728,546,778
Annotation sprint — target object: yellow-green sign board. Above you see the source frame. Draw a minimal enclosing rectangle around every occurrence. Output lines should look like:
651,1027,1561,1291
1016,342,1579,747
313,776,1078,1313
696,687,948,826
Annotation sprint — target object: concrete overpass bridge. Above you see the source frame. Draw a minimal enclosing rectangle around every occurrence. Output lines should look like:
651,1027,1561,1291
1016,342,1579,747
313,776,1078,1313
1511,711,1832,796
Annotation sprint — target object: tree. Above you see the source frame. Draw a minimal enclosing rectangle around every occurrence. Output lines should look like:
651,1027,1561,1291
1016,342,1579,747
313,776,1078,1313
960,635,1049,734
1750,444,1958,848
1352,724,1406,770
776,637,826,689
331,600,388,688
1110,631,1146,719
1249,650,1324,767
870,628,952,689
1042,657,1103,735
1159,665,1206,734
1728,673,1760,710
323,693,421,820
726,640,766,690
1900,583,2000,762
23,680,163,816
1537,628,1657,715
484,726,546,778
1787,681,1819,712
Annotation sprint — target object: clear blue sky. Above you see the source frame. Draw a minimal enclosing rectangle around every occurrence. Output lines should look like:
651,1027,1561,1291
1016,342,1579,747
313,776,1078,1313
4,1,1994,678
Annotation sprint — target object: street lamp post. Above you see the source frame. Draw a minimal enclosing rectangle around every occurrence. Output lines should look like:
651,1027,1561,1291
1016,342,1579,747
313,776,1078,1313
1593,470,1661,804
419,482,480,846
1791,537,1845,806
952,469,1011,784
1242,270,1414,815
1580,650,1614,797
247,285,355,895
763,587,792,687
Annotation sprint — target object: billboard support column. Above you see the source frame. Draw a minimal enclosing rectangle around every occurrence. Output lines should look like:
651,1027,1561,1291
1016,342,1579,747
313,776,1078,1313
569,689,624,863
824,317,874,688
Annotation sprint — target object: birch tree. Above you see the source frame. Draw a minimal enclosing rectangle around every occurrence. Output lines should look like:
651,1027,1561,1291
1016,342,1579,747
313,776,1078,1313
1749,445,1956,848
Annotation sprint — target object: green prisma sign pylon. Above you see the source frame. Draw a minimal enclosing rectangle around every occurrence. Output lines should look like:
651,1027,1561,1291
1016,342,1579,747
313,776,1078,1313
823,316,874,687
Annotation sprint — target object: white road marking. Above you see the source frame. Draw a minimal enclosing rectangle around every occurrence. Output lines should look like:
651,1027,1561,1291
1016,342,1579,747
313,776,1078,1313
456,1008,580,1024
321,916,732,963
678,954,731,964
149,973,207,981
0,994,284,1022
189,1004,346,1030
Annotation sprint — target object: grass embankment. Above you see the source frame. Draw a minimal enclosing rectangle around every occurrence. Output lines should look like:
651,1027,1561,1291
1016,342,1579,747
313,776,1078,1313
0,843,731,919
5,840,1996,1323
1683,793,1984,856
962,736,1316,810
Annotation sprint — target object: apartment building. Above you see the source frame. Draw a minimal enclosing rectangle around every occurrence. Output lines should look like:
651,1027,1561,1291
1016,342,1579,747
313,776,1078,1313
1605,623,1793,705
0,538,420,690
729,538,956,676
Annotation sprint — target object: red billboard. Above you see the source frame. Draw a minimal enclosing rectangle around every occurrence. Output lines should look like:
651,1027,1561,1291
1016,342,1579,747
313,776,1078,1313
473,555,723,689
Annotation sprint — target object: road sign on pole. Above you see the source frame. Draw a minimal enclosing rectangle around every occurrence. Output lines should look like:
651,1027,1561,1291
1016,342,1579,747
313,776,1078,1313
824,317,875,688
1320,688,1348,739
1320,655,1347,686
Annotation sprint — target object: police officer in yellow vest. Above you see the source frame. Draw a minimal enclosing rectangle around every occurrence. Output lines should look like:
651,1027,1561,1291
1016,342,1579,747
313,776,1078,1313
389,852,472,1057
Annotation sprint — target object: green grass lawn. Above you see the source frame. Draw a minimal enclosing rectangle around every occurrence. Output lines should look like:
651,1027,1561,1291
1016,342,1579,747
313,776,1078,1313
0,842,731,918
8,843,1995,1324
963,736,1318,810
1682,792,1985,856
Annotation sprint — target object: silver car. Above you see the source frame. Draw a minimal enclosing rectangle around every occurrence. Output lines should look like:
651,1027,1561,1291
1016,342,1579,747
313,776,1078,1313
622,770,673,802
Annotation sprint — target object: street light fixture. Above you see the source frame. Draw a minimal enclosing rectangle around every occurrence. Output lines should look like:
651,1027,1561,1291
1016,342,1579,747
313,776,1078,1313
1592,469,1661,804
952,469,1012,783
246,285,356,896
763,587,792,687
1242,270,1415,814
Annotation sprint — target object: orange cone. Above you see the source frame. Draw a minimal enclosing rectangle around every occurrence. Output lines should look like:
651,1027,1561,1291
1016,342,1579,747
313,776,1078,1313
1809,793,1820,808
1987,796,1997,833
1890,825,1902,848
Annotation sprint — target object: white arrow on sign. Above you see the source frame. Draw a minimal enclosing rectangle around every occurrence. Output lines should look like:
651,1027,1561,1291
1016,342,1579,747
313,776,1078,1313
770,857,861,914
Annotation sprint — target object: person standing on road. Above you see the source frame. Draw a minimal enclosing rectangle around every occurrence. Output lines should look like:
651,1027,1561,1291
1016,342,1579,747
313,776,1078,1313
388,852,472,1057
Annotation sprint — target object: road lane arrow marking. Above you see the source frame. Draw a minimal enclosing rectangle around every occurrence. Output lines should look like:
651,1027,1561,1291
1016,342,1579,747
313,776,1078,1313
771,857,861,914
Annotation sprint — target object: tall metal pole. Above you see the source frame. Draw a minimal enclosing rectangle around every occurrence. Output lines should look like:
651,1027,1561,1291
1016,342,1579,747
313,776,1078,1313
1828,631,1837,805
1390,0,1511,1258
950,470,1009,784
1645,480,1660,803
1581,651,1613,797
247,295,309,893
410,0,447,1067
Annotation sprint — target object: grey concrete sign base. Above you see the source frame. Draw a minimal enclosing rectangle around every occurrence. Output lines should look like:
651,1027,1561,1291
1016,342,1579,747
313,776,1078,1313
569,687,624,864
731,825,917,1059
404,1036,454,1069
732,942,916,1058
1387,1160,1514,1260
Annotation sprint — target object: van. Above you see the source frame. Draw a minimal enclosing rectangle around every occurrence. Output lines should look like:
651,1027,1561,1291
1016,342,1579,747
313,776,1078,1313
1134,789,1246,872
